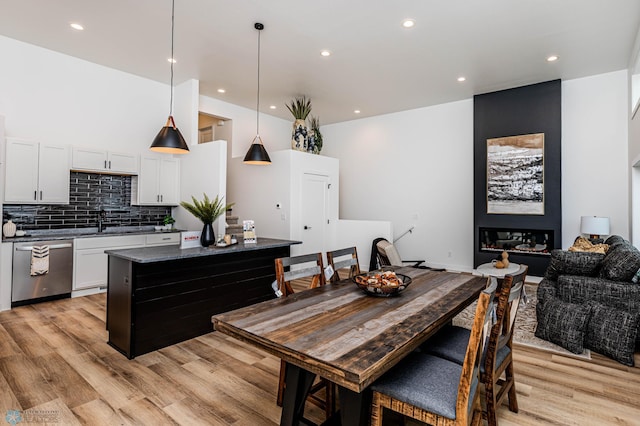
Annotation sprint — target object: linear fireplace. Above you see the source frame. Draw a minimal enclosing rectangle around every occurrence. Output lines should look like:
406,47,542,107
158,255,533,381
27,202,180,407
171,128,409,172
479,227,553,257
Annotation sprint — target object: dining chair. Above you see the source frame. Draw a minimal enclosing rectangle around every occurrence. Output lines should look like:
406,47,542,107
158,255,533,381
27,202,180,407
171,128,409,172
273,253,335,419
370,276,498,426
326,246,360,283
424,265,528,426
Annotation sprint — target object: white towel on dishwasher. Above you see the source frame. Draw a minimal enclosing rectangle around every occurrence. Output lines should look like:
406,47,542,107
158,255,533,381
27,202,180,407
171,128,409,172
30,245,50,276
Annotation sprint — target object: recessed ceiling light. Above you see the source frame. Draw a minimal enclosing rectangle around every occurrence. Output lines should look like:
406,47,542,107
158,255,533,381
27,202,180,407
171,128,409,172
457,76,466,82
402,19,415,29
320,50,331,57
168,57,176,63
217,88,226,93
354,110,361,114
70,23,84,31
269,105,277,109
547,55,559,62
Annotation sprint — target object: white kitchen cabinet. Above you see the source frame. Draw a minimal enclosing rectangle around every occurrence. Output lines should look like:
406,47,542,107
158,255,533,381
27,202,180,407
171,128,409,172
73,233,180,290
133,155,180,205
4,138,70,204
73,235,145,290
71,147,138,174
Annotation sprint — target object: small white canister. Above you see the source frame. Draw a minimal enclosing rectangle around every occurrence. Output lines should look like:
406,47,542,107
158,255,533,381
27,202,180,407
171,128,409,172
3,220,16,238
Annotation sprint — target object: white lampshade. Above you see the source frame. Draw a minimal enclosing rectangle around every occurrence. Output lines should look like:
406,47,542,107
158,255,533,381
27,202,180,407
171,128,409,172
580,216,610,237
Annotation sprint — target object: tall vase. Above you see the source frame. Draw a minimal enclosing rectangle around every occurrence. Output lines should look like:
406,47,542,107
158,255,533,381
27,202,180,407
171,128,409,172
201,222,215,247
291,119,308,152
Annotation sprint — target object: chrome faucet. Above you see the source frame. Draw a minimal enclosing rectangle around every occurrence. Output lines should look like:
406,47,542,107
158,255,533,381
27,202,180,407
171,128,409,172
97,209,106,232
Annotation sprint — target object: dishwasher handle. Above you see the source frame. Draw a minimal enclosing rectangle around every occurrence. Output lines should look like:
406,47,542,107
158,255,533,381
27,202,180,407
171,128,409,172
15,243,73,251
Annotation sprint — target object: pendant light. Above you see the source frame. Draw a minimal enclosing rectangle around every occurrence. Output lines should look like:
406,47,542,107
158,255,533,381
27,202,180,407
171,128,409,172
244,22,271,165
150,0,190,154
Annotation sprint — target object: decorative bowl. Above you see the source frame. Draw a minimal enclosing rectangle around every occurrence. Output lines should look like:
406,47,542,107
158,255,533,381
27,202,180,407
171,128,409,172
352,269,412,297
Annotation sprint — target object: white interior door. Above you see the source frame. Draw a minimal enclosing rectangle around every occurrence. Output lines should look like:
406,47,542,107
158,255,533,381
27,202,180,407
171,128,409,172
300,173,329,255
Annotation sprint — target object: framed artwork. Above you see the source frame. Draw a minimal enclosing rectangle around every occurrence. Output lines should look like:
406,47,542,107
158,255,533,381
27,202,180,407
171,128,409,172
487,133,544,215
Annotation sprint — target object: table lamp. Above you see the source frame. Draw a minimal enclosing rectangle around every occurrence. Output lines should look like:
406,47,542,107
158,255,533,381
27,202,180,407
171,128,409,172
580,216,610,240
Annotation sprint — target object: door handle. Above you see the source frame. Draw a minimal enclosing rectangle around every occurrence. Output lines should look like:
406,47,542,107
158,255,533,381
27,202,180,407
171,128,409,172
40,190,43,200
304,225,312,230
16,243,73,251
108,160,111,169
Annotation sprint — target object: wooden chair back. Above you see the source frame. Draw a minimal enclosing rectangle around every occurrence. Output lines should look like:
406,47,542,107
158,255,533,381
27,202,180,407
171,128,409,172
483,264,527,426
457,276,498,422
326,247,361,283
274,253,326,297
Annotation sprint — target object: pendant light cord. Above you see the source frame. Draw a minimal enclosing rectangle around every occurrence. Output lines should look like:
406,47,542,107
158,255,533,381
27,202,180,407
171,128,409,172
256,25,261,136
169,0,175,120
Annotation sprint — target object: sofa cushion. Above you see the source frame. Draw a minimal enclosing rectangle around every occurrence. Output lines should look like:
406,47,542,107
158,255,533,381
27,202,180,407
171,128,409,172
585,301,640,366
544,250,604,281
599,242,640,282
556,275,640,312
604,235,626,246
535,298,591,354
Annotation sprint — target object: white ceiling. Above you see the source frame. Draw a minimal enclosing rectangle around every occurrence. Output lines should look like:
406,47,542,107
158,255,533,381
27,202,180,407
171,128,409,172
1,0,639,124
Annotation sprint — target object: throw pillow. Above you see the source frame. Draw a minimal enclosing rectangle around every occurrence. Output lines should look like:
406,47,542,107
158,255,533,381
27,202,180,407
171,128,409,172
585,301,640,366
535,298,591,354
604,235,625,247
599,242,640,282
544,250,604,281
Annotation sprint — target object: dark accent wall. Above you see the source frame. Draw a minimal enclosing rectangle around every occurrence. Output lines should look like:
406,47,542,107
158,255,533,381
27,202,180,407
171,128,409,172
3,172,170,230
474,80,562,276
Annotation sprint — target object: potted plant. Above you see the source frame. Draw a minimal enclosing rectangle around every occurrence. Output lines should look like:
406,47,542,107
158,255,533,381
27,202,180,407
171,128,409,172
180,193,234,247
308,115,322,154
286,96,312,151
162,215,175,230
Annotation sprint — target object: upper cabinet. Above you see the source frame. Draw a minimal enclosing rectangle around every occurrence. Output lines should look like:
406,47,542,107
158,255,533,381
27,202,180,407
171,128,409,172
132,155,180,205
71,147,138,174
4,138,70,204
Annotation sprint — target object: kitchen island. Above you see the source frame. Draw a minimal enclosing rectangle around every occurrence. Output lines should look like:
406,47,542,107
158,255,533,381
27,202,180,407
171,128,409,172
106,238,300,358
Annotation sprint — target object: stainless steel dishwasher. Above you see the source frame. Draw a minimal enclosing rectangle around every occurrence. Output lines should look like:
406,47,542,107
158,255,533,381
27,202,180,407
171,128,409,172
12,239,73,305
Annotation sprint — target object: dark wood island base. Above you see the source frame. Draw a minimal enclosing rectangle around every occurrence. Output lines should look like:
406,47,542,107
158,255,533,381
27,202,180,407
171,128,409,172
106,238,299,358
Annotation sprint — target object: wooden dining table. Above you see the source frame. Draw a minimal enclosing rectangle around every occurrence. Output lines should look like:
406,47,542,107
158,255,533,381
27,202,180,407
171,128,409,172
212,267,487,426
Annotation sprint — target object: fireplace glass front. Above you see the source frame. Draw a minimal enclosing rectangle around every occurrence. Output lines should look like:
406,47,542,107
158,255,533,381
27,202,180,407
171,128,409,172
480,228,553,256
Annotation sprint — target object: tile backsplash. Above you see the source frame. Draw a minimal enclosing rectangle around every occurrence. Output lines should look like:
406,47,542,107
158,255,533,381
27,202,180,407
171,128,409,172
3,172,171,230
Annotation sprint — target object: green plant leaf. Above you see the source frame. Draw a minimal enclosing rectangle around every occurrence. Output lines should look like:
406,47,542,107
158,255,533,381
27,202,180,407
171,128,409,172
179,193,234,224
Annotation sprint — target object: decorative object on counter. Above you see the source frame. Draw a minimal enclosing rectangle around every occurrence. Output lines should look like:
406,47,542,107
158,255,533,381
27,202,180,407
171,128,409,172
3,220,16,238
180,230,201,249
286,96,312,152
244,22,271,165
15,230,26,237
162,215,176,230
492,250,510,269
243,220,257,244
308,115,323,154
179,193,234,247
149,0,189,155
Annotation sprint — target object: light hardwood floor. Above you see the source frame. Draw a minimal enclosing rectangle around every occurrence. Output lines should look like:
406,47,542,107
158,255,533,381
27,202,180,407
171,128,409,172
0,293,639,425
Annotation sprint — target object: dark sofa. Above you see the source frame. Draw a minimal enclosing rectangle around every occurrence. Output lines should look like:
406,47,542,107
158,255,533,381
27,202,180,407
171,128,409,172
536,235,640,365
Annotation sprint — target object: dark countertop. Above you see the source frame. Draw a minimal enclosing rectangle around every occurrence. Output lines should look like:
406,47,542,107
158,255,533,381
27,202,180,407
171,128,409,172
105,238,301,263
2,226,182,243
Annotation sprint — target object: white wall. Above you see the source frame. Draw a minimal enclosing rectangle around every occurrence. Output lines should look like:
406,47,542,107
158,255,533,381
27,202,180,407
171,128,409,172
562,70,629,247
198,95,291,160
334,220,393,272
0,36,169,154
323,99,475,272
174,140,227,237
323,71,630,273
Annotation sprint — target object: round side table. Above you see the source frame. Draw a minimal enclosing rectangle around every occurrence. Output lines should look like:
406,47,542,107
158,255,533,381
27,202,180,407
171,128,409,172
474,262,520,278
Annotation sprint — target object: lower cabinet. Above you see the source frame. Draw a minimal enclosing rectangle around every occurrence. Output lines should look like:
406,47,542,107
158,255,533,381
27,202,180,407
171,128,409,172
73,233,180,290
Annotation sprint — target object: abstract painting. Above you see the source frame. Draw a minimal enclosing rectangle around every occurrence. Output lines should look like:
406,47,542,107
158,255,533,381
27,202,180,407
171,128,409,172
487,133,544,215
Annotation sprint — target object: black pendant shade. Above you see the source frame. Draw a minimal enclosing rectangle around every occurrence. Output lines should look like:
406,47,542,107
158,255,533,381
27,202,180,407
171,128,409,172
151,116,190,154
243,135,271,164
244,22,271,165
150,0,189,154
